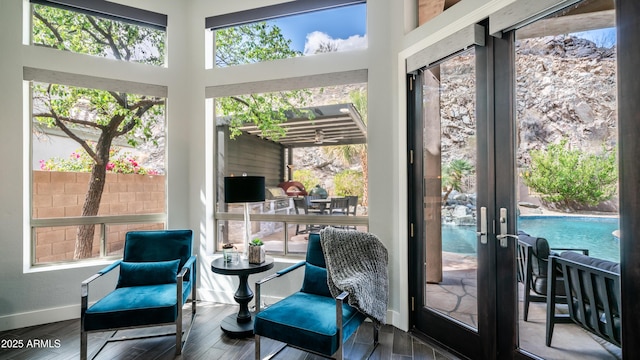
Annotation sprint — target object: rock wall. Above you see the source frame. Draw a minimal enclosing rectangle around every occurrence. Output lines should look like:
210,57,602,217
295,35,618,211
438,35,617,170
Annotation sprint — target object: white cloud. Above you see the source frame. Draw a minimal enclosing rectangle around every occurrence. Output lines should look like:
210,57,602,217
303,31,368,55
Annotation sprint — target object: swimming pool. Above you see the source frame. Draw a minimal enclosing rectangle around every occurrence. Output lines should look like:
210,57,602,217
442,216,620,262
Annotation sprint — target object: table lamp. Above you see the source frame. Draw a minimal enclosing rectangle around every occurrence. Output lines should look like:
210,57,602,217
224,175,265,259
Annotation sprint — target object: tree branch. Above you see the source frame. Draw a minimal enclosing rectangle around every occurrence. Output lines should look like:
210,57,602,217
115,102,156,137
116,36,133,61
81,25,110,47
33,10,65,45
48,110,98,161
85,15,122,60
33,113,106,129
230,96,250,108
108,91,127,108
129,98,165,111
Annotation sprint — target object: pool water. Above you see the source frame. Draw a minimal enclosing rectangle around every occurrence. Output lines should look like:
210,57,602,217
441,216,620,262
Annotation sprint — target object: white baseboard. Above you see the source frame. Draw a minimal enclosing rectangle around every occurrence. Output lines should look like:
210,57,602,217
386,309,403,330
0,305,79,332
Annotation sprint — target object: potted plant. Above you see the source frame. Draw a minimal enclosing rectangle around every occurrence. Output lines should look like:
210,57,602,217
248,238,265,264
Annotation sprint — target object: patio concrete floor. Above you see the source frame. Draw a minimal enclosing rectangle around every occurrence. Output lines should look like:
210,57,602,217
426,253,622,359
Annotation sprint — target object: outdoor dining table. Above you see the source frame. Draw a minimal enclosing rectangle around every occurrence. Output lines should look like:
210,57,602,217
309,198,332,213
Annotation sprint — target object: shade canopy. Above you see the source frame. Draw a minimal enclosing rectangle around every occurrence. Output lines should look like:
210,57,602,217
219,103,367,148
224,176,266,203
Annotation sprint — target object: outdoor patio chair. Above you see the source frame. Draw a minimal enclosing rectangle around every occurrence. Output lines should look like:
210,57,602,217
305,195,325,214
347,196,358,216
546,252,621,347
346,195,358,229
329,197,349,215
293,197,322,234
80,230,197,360
517,231,588,321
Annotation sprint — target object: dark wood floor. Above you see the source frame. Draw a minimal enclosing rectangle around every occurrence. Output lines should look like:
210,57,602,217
0,302,461,360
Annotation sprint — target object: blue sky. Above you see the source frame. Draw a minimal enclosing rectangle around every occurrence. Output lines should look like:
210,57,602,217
269,4,367,53
572,27,616,48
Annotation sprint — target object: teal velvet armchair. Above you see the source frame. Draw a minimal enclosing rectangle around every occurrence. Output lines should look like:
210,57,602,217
80,230,197,360
253,232,378,360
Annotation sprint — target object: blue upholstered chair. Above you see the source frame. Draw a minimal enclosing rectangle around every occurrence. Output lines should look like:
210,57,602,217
254,233,378,360
80,230,197,360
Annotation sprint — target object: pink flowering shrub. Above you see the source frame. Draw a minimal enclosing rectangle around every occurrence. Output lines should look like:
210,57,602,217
40,147,158,175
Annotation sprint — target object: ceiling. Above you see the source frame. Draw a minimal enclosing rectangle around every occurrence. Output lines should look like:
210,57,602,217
233,103,367,148
516,0,614,40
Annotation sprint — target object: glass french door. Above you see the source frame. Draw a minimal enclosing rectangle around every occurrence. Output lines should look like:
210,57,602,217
408,1,630,359
513,1,621,359
408,39,509,359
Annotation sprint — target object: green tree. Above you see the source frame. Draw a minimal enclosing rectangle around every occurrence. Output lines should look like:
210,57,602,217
292,169,320,194
522,139,617,210
322,89,369,205
334,170,364,201
215,23,312,140
32,5,165,259
32,4,165,65
442,159,474,204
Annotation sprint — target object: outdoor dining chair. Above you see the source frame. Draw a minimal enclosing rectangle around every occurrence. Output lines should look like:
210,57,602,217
517,230,588,321
329,197,349,215
293,197,322,234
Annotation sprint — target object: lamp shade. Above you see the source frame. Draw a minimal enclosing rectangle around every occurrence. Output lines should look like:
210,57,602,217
224,176,265,203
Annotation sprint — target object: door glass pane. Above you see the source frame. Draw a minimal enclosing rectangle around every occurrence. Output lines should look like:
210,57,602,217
424,48,478,330
515,0,620,358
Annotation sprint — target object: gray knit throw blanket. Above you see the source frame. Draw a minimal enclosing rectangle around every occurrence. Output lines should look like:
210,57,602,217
320,227,389,326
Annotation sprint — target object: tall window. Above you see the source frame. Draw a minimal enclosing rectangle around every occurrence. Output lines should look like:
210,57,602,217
213,82,368,255
29,75,167,265
26,1,168,265
31,0,166,66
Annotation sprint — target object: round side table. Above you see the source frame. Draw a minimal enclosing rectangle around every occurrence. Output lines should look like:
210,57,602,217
211,256,274,338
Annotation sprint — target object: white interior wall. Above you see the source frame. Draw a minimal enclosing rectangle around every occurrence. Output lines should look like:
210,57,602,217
0,0,192,331
0,0,519,333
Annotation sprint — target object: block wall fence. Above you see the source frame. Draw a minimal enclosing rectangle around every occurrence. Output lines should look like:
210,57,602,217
32,171,165,263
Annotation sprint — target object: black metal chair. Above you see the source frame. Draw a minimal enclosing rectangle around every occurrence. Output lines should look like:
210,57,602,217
517,231,588,321
546,252,621,347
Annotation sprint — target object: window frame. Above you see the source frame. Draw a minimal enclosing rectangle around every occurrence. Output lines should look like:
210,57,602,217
205,0,367,69
26,69,168,267
30,0,167,66
205,0,365,30
208,70,370,257
30,0,167,30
